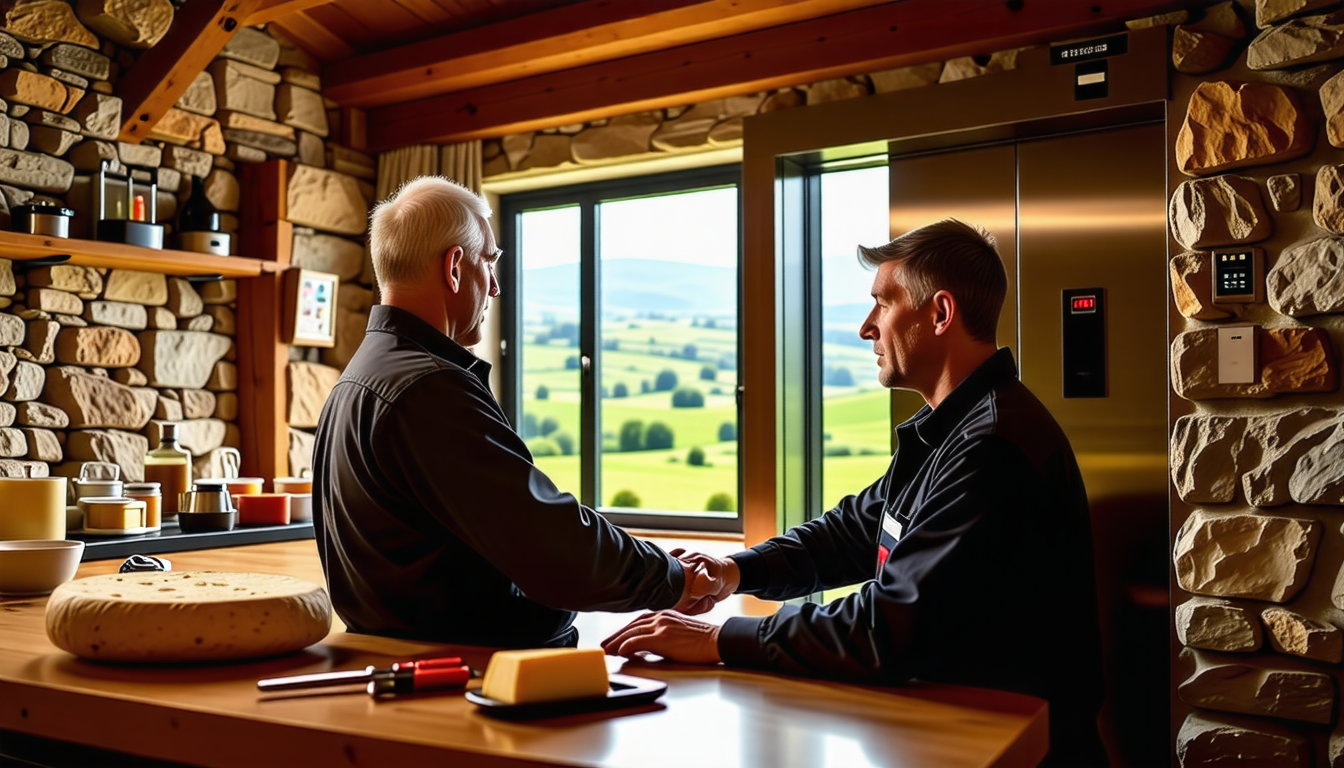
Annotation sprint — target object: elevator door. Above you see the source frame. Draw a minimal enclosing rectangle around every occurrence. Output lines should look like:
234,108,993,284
888,123,1168,487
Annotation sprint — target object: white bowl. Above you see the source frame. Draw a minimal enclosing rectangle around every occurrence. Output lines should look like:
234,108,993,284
0,540,85,596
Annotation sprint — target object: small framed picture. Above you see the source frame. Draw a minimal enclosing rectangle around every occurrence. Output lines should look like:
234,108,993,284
283,268,339,347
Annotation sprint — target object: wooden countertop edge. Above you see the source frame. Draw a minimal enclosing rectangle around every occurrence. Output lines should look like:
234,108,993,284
0,680,560,768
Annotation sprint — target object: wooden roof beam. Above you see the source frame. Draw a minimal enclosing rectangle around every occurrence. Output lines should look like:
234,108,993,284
118,0,265,143
323,0,897,109
366,0,1189,151
268,9,357,61
245,0,336,26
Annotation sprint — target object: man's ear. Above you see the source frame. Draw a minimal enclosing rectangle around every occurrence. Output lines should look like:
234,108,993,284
444,247,465,293
930,290,956,336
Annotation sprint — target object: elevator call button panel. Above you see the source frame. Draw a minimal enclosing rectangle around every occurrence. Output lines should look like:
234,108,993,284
1062,288,1106,399
1212,247,1264,304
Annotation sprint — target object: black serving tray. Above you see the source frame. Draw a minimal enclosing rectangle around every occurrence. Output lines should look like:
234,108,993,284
67,520,314,561
465,674,667,719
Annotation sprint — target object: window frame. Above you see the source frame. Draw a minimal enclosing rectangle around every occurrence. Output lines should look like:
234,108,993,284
499,165,745,533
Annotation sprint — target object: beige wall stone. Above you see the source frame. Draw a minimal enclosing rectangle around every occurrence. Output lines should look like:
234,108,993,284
1178,652,1334,724
286,361,339,428
1169,175,1272,249
1262,607,1342,663
288,426,314,478
1247,11,1344,69
1241,408,1337,507
287,165,366,235
76,0,172,49
1289,421,1344,504
1175,510,1318,602
136,330,231,388
54,326,138,367
1171,414,1245,503
1176,81,1313,175
66,428,146,481
1171,327,1337,399
42,366,154,429
292,232,363,280
1177,714,1308,767
1170,251,1235,320
102,270,167,305
1176,598,1263,651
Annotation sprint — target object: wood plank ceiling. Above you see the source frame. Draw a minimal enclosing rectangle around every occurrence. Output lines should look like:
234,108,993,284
246,0,1195,152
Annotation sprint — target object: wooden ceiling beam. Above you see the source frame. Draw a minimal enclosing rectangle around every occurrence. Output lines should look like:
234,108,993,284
244,0,336,26
268,9,358,60
324,0,898,109
118,0,265,143
366,0,1189,152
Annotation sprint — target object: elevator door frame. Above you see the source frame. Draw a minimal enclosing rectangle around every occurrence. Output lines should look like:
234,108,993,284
740,23,1170,546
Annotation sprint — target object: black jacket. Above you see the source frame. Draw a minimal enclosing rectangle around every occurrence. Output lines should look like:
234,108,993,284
718,349,1107,766
312,305,685,648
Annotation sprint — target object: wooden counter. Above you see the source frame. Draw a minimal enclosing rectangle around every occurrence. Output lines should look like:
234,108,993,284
0,541,1047,768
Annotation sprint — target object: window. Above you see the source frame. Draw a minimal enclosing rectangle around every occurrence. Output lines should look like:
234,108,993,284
501,168,742,531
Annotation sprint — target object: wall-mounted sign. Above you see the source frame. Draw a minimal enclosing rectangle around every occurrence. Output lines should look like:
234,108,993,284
1050,33,1128,66
283,268,340,348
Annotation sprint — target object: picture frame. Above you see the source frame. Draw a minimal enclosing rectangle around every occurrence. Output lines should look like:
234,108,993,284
283,268,340,347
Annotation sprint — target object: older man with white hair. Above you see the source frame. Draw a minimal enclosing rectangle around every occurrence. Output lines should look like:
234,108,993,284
312,176,713,648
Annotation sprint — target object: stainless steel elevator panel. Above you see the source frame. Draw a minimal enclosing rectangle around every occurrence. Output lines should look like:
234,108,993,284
1017,124,1168,463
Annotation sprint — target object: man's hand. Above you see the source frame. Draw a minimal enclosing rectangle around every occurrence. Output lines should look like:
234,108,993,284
602,611,722,664
670,548,740,615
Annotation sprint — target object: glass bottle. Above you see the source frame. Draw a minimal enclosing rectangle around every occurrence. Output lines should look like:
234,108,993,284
178,175,220,233
144,423,192,519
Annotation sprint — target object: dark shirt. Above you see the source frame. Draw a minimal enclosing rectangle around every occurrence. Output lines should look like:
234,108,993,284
717,348,1107,766
312,305,686,648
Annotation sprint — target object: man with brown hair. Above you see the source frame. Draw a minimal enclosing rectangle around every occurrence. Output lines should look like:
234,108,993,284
604,219,1108,767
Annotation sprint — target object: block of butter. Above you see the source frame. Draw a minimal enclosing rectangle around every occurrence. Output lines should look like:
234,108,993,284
480,648,610,705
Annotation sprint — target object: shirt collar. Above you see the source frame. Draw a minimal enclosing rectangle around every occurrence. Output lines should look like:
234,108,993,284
897,347,1019,448
366,304,493,383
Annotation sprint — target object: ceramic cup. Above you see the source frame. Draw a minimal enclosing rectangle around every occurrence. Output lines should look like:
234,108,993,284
289,493,313,523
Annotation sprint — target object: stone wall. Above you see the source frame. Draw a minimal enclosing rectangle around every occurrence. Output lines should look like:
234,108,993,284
1165,1,1344,765
0,4,370,485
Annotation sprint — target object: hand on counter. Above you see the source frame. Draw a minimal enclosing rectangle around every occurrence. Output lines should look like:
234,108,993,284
601,611,722,665
669,548,739,616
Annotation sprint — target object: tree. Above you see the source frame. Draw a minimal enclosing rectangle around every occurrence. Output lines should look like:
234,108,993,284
705,492,735,512
539,416,559,436
552,431,575,456
644,421,674,450
521,413,539,437
619,420,644,452
687,446,706,466
613,382,629,398
682,343,698,360
700,365,717,381
610,489,641,507
824,365,855,386
640,380,651,394
671,387,705,408
535,384,549,401
718,422,737,441
654,369,678,391
564,355,581,370
527,438,560,457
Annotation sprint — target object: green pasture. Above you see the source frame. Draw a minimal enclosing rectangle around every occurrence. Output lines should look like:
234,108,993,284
533,442,739,512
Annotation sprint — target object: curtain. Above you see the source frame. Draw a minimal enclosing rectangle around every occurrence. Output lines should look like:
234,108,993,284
375,141,483,201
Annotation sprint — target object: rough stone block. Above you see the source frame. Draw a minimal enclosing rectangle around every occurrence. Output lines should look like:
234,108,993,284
76,0,172,49
1290,421,1344,505
164,277,202,319
571,113,658,164
225,143,265,164
0,147,73,192
1171,414,1245,503
1176,598,1262,652
286,361,339,428
1242,408,1337,507
16,401,67,429
292,232,363,280
70,91,118,140
1175,510,1318,602
1169,251,1235,321
1267,173,1301,211
161,144,211,179
210,59,276,121
1177,713,1308,767
1178,651,1333,723
1248,10,1344,69
219,27,279,69
1262,607,1342,663
82,298,145,329
174,70,215,117
275,83,327,137
54,326,138,367
136,330,230,389
296,131,323,167
102,270,166,305
153,395,181,422
21,427,58,462
26,124,77,156
1177,81,1313,176
202,167,238,213
202,305,234,335
179,314,211,332
2,1,98,50
179,388,214,420
155,417,224,455
149,109,223,155
2,359,41,401
111,367,146,387
42,365,154,429
321,307,366,369
287,165,366,235
0,314,21,346
222,128,296,157
1169,175,1272,249
214,391,236,421
27,265,100,297
198,279,235,305
40,43,110,81
27,288,80,315
66,138,119,172
16,317,58,363
66,429,146,481
0,69,72,114
1172,327,1337,400
1267,236,1344,318
206,359,236,392
288,426,314,478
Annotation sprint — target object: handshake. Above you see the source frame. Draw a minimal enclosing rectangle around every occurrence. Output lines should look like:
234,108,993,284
601,548,739,665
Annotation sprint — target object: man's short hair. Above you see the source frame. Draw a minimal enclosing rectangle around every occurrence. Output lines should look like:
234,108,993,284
857,219,1006,343
368,176,492,287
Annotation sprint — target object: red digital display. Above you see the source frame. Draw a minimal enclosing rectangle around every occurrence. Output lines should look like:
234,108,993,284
1071,295,1097,314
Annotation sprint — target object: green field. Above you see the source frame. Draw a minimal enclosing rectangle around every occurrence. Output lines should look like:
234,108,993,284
520,317,898,515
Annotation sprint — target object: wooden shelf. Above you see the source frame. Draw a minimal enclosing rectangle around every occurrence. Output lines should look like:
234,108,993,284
0,229,278,278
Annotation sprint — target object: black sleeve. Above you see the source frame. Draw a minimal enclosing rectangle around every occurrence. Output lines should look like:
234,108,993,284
718,435,1034,683
728,469,891,601
377,369,685,612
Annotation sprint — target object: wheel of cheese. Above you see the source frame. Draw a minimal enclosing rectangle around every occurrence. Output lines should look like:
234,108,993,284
45,571,332,663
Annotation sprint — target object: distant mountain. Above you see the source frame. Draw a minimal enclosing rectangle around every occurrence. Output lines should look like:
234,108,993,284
522,259,737,316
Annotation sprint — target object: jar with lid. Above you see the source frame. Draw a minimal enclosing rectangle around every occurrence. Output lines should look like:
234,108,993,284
124,482,162,531
144,423,192,519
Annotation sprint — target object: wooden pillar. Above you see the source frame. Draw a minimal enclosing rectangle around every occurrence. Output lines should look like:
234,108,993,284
236,160,293,481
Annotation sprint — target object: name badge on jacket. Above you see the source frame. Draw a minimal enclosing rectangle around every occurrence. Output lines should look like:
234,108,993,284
876,512,903,575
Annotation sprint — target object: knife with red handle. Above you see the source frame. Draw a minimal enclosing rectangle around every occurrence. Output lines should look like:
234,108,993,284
257,657,474,697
